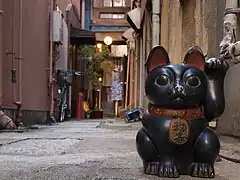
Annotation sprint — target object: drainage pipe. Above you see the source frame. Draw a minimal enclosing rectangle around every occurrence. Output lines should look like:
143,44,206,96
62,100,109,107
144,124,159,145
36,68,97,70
124,41,130,108
49,0,54,116
11,0,16,103
0,0,3,106
18,0,23,103
152,0,160,47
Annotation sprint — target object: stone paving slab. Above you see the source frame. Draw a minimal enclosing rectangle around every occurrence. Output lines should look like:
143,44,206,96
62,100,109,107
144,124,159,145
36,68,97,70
219,136,240,161
0,120,238,180
0,138,82,156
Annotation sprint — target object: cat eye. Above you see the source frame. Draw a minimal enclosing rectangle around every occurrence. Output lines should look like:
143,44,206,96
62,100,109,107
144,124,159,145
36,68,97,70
186,76,201,87
155,75,170,86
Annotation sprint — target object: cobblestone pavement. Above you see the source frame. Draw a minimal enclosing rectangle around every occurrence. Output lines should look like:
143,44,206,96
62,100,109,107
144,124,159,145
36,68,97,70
0,120,239,180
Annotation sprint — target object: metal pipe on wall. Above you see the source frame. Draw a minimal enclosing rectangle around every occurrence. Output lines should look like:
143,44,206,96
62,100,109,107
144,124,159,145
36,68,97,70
11,0,16,103
142,12,147,109
49,0,54,116
166,0,169,51
18,0,23,103
66,8,72,113
129,43,134,108
124,41,130,108
0,0,3,106
139,36,143,107
134,39,138,108
152,0,160,47
82,0,85,29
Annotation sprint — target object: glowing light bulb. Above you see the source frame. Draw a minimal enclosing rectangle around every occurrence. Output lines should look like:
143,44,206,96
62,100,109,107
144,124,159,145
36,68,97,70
104,36,113,45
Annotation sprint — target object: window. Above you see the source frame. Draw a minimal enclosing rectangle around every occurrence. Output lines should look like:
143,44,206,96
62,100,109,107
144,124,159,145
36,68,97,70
113,0,125,7
93,0,102,7
93,0,127,7
100,13,125,19
103,0,112,7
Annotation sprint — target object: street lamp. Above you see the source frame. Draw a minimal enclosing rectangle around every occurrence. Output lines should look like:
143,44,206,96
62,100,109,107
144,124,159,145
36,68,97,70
96,43,102,52
96,43,102,49
104,36,113,46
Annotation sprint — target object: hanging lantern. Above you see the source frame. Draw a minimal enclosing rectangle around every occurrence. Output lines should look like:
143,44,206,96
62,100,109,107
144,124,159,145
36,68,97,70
104,36,113,45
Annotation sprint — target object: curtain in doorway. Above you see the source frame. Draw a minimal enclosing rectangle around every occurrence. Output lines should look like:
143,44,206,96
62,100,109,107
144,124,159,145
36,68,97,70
111,69,122,101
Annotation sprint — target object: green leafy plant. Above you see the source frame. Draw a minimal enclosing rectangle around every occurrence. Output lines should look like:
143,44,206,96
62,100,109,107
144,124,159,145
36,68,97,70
71,45,111,90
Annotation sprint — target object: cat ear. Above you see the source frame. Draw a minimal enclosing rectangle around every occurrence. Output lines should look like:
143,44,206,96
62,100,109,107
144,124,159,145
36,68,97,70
183,46,205,71
145,46,170,73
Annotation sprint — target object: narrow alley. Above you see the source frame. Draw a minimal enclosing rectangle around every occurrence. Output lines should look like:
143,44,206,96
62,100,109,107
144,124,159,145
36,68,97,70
0,120,239,180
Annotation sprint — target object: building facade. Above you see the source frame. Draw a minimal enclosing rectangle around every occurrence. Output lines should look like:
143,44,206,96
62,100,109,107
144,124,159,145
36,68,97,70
0,0,84,125
125,0,240,137
90,0,131,44
84,0,131,116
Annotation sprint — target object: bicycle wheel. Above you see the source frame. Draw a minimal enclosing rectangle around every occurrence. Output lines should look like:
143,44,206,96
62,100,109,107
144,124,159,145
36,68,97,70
59,90,67,122
59,105,65,122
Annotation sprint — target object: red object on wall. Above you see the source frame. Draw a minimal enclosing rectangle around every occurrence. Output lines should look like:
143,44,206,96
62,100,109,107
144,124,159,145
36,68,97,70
76,92,84,120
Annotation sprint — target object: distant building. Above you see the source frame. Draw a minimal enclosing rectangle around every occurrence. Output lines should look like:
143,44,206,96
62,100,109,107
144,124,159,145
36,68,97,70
83,0,131,116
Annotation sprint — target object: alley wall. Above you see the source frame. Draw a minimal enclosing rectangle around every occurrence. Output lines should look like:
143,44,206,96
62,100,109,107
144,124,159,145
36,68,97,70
160,0,218,63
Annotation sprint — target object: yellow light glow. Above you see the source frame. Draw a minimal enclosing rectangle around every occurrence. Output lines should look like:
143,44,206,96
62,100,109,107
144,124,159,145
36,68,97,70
104,36,113,45
96,43,102,49
98,77,102,82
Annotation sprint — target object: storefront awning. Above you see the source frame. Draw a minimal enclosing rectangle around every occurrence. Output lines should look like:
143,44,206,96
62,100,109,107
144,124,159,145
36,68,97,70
70,26,96,46
122,28,134,41
127,7,141,32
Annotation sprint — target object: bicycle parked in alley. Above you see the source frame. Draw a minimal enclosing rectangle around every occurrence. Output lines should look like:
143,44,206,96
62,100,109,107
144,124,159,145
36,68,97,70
55,69,81,122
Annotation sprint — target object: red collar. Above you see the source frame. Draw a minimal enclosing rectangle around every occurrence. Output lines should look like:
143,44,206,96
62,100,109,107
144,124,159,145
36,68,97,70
148,104,204,120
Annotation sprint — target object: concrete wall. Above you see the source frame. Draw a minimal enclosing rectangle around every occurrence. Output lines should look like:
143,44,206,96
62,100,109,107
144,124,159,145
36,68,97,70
160,0,218,64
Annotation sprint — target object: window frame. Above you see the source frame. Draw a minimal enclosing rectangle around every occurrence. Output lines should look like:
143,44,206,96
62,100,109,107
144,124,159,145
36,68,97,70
93,0,127,7
99,13,125,19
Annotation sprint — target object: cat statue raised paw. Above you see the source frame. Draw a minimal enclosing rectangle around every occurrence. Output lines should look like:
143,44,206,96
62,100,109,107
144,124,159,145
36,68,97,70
136,46,229,178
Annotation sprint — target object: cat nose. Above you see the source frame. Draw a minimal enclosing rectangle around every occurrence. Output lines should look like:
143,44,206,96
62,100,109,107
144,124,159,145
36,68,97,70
175,84,184,93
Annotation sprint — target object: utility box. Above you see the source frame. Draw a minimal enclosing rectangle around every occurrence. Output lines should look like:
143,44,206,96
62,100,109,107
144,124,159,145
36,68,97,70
53,10,63,43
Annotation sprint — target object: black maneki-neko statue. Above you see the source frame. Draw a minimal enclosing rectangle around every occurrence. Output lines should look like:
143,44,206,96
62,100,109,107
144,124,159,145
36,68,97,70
136,46,229,178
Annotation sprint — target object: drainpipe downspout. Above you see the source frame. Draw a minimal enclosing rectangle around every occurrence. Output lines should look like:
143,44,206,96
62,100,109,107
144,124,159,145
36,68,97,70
134,34,138,108
124,40,130,108
165,0,169,51
152,0,160,47
79,0,82,27
66,7,72,114
18,0,23,103
11,0,16,103
82,0,85,29
0,0,3,106
49,0,54,119
129,40,134,109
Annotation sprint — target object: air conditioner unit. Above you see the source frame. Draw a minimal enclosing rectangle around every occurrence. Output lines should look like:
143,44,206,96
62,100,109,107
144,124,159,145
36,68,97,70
53,10,62,43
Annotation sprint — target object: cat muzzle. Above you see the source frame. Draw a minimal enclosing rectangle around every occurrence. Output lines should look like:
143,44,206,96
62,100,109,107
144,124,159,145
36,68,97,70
174,84,186,95
170,85,186,99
